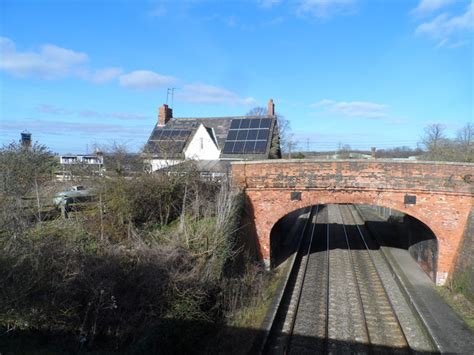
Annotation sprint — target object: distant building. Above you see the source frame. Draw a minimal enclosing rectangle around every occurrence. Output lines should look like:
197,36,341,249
59,153,104,166
144,99,281,172
20,131,32,149
56,152,104,180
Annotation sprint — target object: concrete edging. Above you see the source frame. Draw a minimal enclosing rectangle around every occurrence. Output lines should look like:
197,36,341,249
354,205,441,352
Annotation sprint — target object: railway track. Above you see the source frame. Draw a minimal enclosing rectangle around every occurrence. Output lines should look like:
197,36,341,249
263,204,434,354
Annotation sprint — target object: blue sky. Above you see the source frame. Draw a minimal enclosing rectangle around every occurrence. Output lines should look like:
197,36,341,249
0,0,472,154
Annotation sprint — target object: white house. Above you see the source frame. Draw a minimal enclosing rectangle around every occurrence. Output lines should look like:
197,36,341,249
144,99,281,172
59,154,104,166
184,124,220,161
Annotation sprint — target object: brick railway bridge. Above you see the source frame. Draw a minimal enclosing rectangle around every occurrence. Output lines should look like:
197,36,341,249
231,160,473,285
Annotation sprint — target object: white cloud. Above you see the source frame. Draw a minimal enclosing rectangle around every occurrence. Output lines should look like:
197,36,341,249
1,38,260,104
296,0,356,19
1,119,147,137
412,0,455,16
83,67,123,84
37,104,73,115
415,2,473,47
78,110,149,120
0,36,88,79
311,99,388,119
258,0,282,9
180,83,257,106
118,70,176,90
0,37,124,83
36,104,149,120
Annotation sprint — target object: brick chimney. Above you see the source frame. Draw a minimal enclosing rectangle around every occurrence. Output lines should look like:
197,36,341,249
158,104,173,126
268,99,275,116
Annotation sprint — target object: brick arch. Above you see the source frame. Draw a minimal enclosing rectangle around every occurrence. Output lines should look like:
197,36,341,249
267,193,438,240
267,195,439,270
247,189,466,285
233,160,474,285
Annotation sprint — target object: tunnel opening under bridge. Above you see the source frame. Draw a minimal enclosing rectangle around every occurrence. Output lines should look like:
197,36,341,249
269,204,438,283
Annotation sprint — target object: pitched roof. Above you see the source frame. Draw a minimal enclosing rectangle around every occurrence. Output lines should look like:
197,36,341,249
144,115,278,160
144,128,193,159
165,117,236,148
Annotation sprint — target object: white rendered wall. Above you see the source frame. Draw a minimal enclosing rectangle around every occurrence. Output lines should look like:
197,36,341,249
184,124,220,160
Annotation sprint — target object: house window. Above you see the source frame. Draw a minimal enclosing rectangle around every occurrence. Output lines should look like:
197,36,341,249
200,137,204,150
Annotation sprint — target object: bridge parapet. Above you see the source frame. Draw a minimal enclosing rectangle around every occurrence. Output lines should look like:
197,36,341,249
232,159,473,195
232,159,473,285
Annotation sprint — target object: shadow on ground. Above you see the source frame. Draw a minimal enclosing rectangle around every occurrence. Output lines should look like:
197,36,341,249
0,320,439,354
270,204,438,282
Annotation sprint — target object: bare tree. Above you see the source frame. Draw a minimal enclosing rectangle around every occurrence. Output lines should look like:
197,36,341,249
420,123,448,160
457,122,473,146
337,143,352,159
246,107,267,116
419,123,474,162
456,122,473,162
422,124,446,149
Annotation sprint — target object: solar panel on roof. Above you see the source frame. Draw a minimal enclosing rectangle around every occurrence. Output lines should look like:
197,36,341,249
260,118,272,128
227,130,237,140
223,141,234,154
233,141,244,153
223,117,273,155
244,141,256,153
249,119,260,128
151,129,192,143
237,130,248,140
247,129,258,140
240,119,250,128
254,141,267,153
153,131,162,140
257,129,269,140
230,119,241,129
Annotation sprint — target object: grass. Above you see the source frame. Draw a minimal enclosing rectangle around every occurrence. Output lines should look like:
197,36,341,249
230,262,288,329
211,260,291,354
437,286,474,331
126,261,290,355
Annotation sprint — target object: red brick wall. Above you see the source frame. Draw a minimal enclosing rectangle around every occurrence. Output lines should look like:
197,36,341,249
232,160,474,285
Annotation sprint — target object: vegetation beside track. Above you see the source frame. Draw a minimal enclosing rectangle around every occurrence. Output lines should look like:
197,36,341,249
437,276,474,331
0,143,271,353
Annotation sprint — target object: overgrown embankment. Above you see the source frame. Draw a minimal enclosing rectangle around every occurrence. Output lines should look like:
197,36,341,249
439,207,474,330
0,144,272,353
451,207,474,302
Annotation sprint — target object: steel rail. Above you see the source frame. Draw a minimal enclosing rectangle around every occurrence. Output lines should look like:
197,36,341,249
324,216,330,350
262,205,319,354
285,205,320,351
344,204,410,350
337,204,372,346
352,204,439,352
